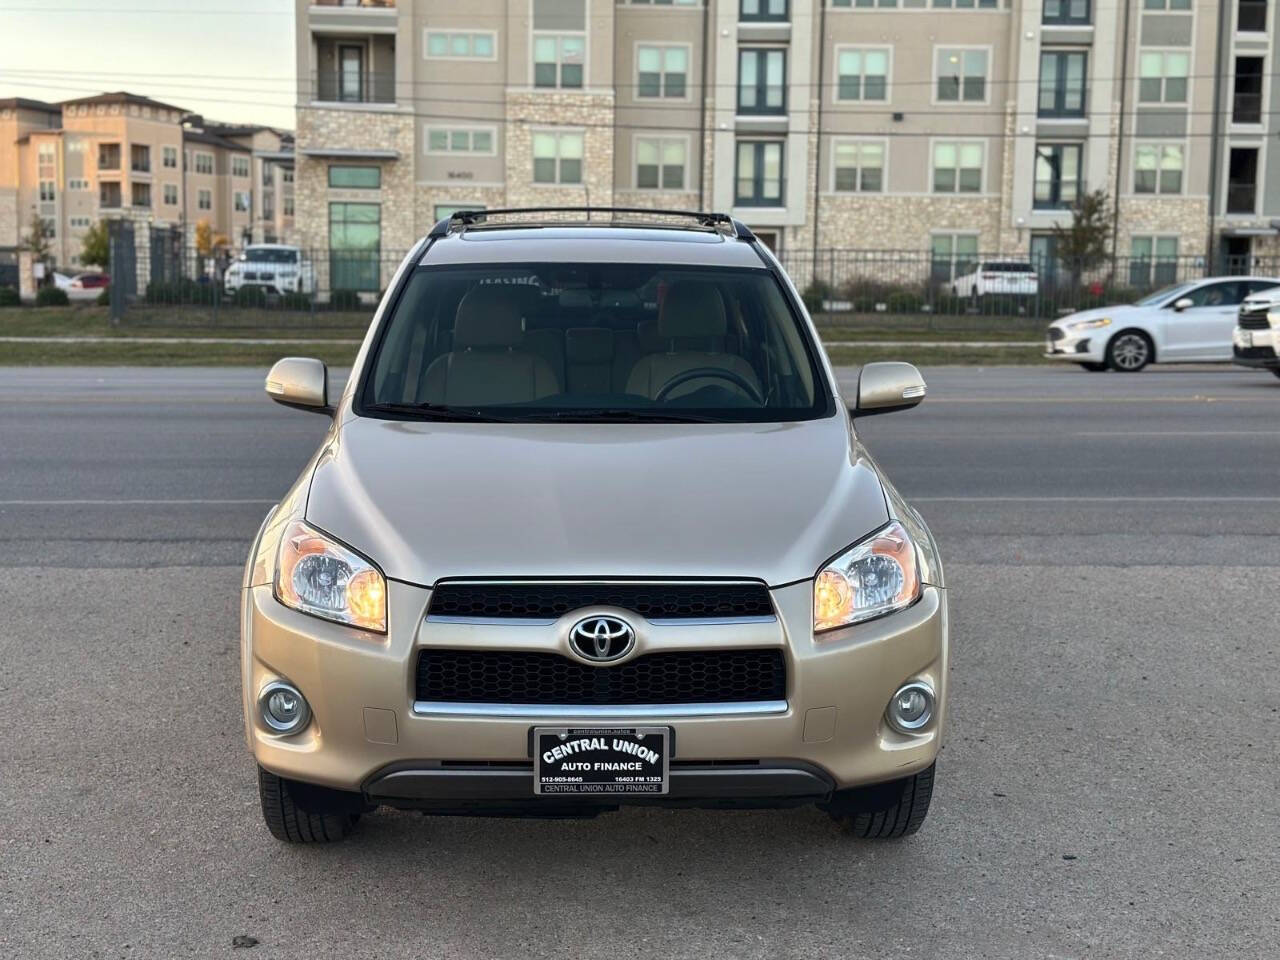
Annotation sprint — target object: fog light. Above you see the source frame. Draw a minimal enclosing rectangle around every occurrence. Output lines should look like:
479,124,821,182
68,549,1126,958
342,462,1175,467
258,681,311,735
886,681,934,734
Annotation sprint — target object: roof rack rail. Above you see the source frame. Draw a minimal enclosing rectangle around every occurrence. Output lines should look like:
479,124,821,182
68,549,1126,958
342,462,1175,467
428,206,755,241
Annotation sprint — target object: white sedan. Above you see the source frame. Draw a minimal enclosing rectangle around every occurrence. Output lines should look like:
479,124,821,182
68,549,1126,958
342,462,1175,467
1044,276,1280,372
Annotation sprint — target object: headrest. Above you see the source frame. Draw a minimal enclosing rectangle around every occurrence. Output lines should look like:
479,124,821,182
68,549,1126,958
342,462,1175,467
566,327,614,364
659,281,727,339
636,318,664,354
454,285,524,348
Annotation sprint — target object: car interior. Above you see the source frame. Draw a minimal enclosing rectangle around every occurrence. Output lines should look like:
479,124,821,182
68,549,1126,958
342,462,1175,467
368,265,819,413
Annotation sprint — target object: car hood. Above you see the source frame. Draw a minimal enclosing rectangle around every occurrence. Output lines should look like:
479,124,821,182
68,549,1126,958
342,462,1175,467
305,412,889,587
1052,304,1141,328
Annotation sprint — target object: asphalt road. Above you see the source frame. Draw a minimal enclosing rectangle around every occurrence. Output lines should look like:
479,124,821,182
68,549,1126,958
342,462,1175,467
2,364,1278,959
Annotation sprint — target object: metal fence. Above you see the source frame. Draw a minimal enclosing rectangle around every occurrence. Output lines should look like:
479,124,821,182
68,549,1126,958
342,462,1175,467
91,228,1280,328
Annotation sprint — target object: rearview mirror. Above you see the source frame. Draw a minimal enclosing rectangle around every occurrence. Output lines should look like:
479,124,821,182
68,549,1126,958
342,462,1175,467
265,357,331,414
852,362,926,417
1173,297,1193,312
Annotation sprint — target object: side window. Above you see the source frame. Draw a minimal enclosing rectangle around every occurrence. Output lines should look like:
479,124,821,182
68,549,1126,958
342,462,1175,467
1184,281,1243,307
1244,280,1278,297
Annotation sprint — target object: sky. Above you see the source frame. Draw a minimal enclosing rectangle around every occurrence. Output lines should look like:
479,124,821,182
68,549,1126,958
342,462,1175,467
0,0,297,129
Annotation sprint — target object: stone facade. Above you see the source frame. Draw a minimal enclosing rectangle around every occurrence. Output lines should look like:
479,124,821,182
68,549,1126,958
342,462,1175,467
503,92,615,210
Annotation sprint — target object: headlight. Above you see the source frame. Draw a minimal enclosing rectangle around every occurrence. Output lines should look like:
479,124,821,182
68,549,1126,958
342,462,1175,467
1068,316,1112,331
814,520,920,632
274,519,386,632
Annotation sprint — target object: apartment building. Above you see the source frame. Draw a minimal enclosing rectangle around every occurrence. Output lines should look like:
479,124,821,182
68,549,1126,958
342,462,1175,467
291,0,1277,289
0,92,296,271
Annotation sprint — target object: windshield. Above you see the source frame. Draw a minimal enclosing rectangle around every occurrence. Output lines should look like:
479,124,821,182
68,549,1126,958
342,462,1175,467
360,263,831,423
240,248,297,263
1135,282,1194,306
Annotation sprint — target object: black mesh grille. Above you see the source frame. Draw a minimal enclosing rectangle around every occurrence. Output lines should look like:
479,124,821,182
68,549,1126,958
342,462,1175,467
428,582,774,620
1238,308,1272,331
1048,327,1065,342
415,649,786,705
1235,345,1277,360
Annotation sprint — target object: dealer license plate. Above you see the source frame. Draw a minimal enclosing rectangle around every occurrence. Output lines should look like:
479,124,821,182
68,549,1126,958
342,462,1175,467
533,726,670,796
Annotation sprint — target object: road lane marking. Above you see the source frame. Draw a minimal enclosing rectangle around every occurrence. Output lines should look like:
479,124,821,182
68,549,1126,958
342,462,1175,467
912,496,1280,503
0,498,276,506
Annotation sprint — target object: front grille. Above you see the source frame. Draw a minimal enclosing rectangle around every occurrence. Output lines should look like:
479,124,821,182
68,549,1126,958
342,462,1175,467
1048,327,1066,342
1238,308,1272,331
427,582,775,621
415,649,786,705
1235,345,1277,360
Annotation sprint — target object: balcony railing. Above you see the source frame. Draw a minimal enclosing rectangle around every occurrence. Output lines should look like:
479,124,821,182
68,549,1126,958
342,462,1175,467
313,70,396,104
312,0,395,7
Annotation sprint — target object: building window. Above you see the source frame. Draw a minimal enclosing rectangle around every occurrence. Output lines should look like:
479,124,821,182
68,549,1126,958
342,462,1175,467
37,144,55,208
741,0,787,20
635,136,686,190
738,49,786,114
836,48,889,101
131,182,151,208
1233,57,1264,123
424,30,496,60
282,168,294,184
1138,51,1189,103
194,152,214,175
328,165,381,189
130,144,150,173
1039,51,1086,116
99,181,122,208
284,196,295,217
98,143,121,170
1130,236,1179,287
68,179,89,190
434,204,485,220
936,48,988,102
932,141,983,193
533,131,584,184
163,146,178,169
234,191,251,213
636,45,688,98
931,0,998,8
329,202,381,292
1033,143,1081,208
1143,0,1190,9
196,189,212,210
69,217,91,229
232,155,250,178
735,140,784,206
832,140,884,192
163,183,179,205
39,181,55,203
1239,0,1267,32
931,233,979,285
425,127,496,154
534,34,585,88
1134,143,1184,194
1227,147,1259,214
1043,0,1089,23
832,0,900,7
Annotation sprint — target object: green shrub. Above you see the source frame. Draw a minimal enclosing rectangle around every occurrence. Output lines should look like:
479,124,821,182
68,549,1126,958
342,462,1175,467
145,278,217,305
279,291,313,311
96,288,110,306
886,290,924,314
330,288,362,310
35,286,70,306
233,284,268,308
800,279,835,313
0,286,19,307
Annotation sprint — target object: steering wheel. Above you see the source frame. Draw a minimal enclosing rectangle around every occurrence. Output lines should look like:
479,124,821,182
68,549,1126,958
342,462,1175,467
653,366,764,405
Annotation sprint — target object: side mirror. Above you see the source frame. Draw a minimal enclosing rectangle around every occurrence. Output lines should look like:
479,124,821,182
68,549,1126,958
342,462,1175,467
265,357,331,414
852,361,926,417
1173,297,1193,312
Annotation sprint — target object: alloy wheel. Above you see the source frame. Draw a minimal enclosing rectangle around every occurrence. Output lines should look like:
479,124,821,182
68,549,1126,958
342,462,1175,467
1110,333,1150,372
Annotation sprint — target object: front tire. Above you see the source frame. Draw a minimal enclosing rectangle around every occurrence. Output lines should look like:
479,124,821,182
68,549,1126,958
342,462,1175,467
1271,369,1280,380
1106,330,1153,372
825,763,935,839
258,766,360,843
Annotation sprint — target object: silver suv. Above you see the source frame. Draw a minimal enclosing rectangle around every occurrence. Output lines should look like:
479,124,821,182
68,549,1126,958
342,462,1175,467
244,209,948,842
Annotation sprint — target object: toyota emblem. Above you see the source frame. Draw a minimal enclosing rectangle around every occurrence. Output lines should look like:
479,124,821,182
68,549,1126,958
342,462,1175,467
568,615,635,663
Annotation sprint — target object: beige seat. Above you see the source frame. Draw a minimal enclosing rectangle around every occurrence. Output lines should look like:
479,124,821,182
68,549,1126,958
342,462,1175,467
625,281,762,401
419,286,560,405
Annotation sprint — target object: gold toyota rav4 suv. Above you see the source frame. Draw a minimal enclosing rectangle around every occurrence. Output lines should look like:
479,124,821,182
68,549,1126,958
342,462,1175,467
243,209,947,842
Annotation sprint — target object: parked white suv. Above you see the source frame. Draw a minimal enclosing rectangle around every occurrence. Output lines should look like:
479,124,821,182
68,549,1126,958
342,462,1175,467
1232,285,1280,379
951,260,1038,301
224,244,315,296
1045,276,1280,372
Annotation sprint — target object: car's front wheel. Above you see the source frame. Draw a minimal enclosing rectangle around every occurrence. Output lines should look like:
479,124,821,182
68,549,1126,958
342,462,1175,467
825,763,935,839
1271,369,1280,380
1106,330,1153,372
258,766,360,843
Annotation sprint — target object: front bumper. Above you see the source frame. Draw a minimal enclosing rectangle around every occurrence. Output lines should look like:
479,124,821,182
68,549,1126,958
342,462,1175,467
1044,326,1104,362
241,580,948,804
1232,327,1279,369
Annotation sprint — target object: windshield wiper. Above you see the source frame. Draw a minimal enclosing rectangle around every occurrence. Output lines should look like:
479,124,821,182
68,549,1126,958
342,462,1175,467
522,408,724,424
365,402,520,423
